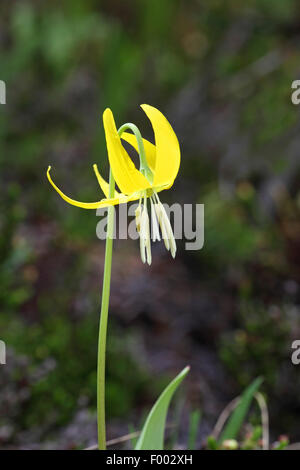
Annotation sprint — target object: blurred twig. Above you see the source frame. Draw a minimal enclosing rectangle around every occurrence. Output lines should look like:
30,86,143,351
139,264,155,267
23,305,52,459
255,392,269,450
85,422,175,450
85,431,141,450
211,397,240,440
212,391,269,449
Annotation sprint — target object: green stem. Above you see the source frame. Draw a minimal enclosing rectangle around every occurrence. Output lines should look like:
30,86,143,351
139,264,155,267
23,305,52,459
117,122,153,183
97,122,148,450
97,168,115,450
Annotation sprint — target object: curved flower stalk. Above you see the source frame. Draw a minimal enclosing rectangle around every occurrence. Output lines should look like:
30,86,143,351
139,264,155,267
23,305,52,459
47,105,180,450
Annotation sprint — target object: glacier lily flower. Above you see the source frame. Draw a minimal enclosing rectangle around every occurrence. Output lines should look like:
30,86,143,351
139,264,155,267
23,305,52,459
47,104,181,450
47,104,180,264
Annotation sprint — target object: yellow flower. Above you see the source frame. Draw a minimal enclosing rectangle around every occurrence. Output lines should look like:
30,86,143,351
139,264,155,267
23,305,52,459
47,104,180,264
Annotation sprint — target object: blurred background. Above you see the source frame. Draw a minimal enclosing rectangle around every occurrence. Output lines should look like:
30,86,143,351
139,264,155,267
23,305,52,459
1,0,300,449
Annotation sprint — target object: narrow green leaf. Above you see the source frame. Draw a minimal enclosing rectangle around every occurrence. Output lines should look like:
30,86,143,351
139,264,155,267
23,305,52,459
169,392,185,450
187,409,201,450
135,366,190,450
128,424,138,449
219,377,263,443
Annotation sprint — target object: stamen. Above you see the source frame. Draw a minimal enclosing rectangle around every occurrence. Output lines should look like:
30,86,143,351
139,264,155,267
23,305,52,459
150,197,161,242
154,202,170,251
139,194,152,265
152,192,177,258
139,226,146,264
135,197,142,233
136,191,176,263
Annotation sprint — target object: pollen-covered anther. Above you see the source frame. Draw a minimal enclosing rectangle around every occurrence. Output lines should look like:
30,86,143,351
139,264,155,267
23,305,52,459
135,202,142,233
150,198,161,242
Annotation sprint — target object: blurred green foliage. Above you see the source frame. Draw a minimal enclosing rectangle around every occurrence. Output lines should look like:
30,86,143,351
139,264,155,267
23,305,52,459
220,302,289,387
0,308,152,435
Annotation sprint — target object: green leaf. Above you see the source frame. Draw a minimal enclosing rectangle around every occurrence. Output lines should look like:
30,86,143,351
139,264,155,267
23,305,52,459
135,366,190,450
128,424,138,449
273,438,289,450
187,409,201,450
219,377,263,443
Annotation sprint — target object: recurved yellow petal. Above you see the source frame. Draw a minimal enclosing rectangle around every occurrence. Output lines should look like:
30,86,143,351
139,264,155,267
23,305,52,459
141,104,180,188
121,132,156,174
93,164,120,198
47,166,139,209
103,108,151,195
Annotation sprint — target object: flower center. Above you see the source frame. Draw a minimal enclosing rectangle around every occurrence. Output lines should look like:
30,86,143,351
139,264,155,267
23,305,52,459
118,124,176,265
